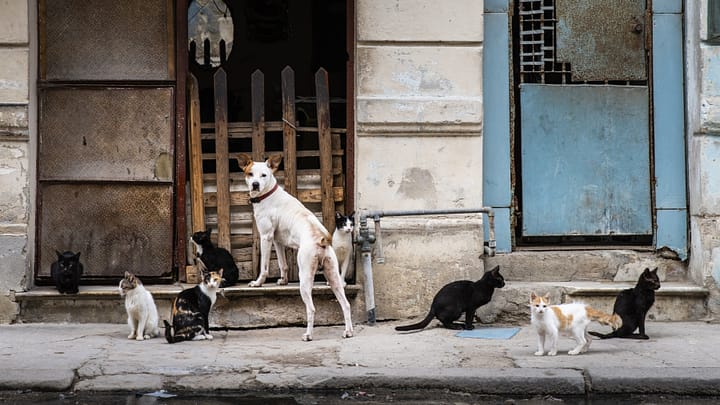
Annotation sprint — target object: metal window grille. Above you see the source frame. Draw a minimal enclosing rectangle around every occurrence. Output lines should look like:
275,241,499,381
518,0,571,84
710,0,720,44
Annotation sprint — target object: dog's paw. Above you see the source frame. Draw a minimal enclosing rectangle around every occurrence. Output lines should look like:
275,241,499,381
135,335,145,341
127,333,136,340
276,277,288,286
302,334,313,342
343,329,354,338
248,280,262,287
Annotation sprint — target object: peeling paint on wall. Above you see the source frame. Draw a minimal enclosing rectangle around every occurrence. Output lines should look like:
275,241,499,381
397,167,437,202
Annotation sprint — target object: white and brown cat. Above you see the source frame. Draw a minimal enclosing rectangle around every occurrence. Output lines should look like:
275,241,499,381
119,271,160,341
530,292,621,356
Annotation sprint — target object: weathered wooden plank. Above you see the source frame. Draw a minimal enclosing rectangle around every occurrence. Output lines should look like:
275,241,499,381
282,66,298,197
188,74,206,234
315,68,335,232
251,70,266,162
203,187,345,207
332,132,345,214
250,69,265,277
213,68,231,250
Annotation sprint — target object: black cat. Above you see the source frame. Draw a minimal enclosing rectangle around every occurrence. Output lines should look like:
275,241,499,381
50,250,83,294
589,267,661,340
395,266,505,331
164,269,223,343
190,229,239,287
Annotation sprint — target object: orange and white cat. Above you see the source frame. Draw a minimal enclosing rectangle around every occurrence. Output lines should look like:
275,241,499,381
529,292,621,356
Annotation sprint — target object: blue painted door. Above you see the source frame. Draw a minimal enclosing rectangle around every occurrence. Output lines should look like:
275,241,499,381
517,0,652,239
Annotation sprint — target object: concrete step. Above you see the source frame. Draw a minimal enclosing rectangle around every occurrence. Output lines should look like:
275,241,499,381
481,281,709,324
13,283,362,328
484,250,688,282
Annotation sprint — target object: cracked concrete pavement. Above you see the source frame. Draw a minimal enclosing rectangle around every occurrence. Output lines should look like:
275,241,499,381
1,321,719,396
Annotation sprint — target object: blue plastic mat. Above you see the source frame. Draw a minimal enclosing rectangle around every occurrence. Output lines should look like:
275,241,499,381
455,327,521,340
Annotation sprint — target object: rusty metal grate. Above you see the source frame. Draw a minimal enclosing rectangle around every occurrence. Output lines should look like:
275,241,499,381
518,0,648,85
518,0,572,84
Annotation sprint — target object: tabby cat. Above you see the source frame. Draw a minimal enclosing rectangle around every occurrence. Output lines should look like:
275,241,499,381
589,267,661,340
164,269,223,343
51,250,83,294
395,266,505,331
191,229,239,287
119,271,160,341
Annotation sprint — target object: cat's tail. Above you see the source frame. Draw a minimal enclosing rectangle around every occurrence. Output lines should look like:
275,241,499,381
589,330,617,339
395,310,435,332
586,307,622,330
164,320,183,344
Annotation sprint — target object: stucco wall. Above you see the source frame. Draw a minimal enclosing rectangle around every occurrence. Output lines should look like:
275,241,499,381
0,0,31,322
688,1,720,319
354,0,486,320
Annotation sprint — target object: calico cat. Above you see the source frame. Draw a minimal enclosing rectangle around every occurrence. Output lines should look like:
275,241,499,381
190,229,239,287
530,292,622,356
332,211,355,285
118,271,160,341
589,267,661,340
50,250,83,294
395,265,505,331
164,269,223,343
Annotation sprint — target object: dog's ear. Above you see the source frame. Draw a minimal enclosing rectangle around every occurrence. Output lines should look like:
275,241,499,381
266,153,283,172
235,153,253,170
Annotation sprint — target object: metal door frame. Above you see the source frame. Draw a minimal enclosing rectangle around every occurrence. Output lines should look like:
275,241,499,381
482,0,687,258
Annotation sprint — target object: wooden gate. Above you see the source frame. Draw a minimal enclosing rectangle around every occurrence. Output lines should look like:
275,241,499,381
187,66,347,283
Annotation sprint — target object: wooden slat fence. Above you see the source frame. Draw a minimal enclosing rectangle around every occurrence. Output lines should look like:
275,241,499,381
187,66,346,283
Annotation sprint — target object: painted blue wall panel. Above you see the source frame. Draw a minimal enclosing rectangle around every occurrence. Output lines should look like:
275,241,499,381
520,84,652,236
656,209,688,260
483,8,512,252
482,13,511,209
653,0,682,14
484,208,512,253
653,13,687,209
485,0,509,13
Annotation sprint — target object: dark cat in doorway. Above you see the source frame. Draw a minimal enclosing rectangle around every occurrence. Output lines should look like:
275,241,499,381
395,266,505,331
589,267,661,340
51,250,83,294
190,229,239,287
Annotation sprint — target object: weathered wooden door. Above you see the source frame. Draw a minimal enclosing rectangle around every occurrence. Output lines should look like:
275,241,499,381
37,0,177,282
517,0,652,242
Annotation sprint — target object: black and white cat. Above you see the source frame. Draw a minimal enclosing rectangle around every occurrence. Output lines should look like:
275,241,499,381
589,267,661,340
190,229,239,287
395,266,505,331
164,269,223,343
332,211,355,285
50,250,83,294
119,271,160,341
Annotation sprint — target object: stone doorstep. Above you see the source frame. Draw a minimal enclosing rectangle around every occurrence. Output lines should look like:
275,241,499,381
13,282,362,301
493,281,710,322
506,280,709,298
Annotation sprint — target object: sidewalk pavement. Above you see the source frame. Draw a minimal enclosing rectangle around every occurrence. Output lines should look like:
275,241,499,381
1,320,719,397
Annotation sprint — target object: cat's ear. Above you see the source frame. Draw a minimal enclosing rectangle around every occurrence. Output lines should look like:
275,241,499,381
530,291,538,300
266,153,283,172
542,293,550,301
349,211,355,219
489,265,500,274
73,252,81,260
235,153,252,170
55,250,63,259
642,267,651,275
335,211,343,221
650,267,658,274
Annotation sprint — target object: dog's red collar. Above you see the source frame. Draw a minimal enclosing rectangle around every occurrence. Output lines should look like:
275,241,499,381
250,183,279,204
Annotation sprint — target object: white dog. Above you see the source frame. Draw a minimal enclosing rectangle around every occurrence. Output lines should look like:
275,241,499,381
235,152,354,341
